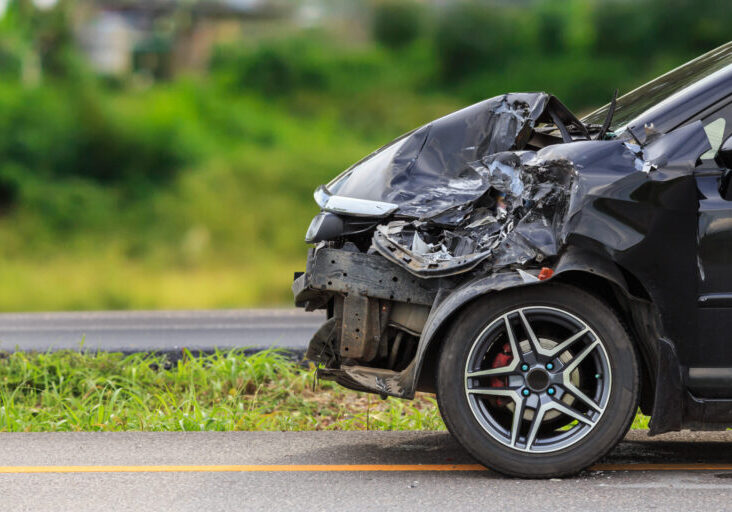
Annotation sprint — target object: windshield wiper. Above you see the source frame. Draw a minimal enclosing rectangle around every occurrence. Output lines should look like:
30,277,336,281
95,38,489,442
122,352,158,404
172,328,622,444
595,89,618,140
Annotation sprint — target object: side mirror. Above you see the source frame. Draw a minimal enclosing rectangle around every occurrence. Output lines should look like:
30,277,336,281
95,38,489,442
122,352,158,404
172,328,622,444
717,135,732,169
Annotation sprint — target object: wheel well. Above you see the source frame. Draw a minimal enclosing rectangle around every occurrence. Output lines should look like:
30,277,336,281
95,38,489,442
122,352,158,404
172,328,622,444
417,271,656,415
553,271,655,415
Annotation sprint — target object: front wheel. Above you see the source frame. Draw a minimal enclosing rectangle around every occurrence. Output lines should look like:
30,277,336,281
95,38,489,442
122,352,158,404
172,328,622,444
436,283,639,478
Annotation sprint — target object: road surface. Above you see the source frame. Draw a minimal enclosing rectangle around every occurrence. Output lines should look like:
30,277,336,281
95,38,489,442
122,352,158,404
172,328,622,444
0,309,325,354
0,430,730,511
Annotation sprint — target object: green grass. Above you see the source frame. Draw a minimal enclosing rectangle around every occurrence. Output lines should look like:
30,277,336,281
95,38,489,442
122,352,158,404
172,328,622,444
632,411,651,430
0,349,649,432
0,349,443,431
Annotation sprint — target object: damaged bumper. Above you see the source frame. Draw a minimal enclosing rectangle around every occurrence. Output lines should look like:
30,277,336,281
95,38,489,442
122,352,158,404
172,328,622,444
293,246,437,310
293,245,440,397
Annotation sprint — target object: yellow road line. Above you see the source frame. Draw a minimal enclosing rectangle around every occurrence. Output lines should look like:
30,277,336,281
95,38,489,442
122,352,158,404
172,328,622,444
0,464,484,474
0,463,730,474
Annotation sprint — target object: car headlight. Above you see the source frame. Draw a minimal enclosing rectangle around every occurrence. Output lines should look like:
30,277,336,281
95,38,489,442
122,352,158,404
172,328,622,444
305,212,345,243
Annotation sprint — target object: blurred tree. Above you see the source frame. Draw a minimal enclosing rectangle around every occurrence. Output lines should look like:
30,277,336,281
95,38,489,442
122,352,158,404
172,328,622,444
433,2,526,82
591,1,657,59
371,0,422,50
0,0,85,84
536,3,566,54
211,37,329,96
561,0,595,56
647,0,731,55
29,0,77,78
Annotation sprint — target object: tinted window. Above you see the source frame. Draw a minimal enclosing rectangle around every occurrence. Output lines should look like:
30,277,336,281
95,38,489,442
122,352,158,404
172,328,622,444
584,43,732,132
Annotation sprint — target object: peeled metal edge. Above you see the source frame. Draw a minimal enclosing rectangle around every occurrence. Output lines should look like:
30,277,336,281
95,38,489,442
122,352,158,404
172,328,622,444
372,227,490,278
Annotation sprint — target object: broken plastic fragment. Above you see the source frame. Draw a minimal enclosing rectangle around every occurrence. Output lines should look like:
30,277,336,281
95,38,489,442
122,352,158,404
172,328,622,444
538,267,554,281
517,269,539,283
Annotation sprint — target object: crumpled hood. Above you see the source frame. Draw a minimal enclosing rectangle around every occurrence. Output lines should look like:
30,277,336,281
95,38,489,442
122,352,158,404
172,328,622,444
316,92,713,278
328,93,553,222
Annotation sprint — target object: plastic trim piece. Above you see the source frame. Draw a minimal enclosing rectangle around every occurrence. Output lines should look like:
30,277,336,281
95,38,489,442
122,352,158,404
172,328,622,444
313,186,398,218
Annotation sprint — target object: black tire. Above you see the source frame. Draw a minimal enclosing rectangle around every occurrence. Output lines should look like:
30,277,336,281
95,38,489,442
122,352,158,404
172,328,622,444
436,282,639,478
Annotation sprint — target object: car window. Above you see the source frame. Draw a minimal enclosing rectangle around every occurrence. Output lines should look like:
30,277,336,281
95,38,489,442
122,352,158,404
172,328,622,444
700,101,732,162
583,43,732,132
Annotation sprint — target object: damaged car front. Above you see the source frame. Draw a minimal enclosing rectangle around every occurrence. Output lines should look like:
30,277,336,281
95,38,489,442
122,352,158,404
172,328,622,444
293,42,732,478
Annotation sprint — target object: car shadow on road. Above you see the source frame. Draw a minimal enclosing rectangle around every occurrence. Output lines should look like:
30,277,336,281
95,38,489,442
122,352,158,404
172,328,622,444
285,430,732,480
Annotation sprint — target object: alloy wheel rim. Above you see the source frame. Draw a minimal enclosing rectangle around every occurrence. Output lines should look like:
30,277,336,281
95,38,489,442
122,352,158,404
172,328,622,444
463,306,612,453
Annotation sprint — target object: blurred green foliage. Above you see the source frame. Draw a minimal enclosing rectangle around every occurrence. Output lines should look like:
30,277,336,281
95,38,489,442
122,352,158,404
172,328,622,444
371,0,422,50
0,0,728,310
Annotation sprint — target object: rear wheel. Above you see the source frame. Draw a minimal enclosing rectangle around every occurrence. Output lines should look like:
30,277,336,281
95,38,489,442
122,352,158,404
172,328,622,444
436,283,639,478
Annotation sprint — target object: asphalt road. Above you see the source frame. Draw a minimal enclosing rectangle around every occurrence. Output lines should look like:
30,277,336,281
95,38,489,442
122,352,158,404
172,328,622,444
0,309,325,354
0,430,730,511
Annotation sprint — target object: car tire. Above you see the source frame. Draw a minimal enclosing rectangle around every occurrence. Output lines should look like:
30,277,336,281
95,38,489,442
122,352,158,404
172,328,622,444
436,282,639,478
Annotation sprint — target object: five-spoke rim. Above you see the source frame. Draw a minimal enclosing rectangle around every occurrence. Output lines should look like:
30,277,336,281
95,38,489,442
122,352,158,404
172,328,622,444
464,306,612,453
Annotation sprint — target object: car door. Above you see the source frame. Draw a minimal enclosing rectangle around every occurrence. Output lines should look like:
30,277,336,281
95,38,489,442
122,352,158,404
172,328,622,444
694,99,732,397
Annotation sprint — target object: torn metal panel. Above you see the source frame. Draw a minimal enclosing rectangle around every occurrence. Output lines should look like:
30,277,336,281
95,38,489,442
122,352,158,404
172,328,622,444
372,120,711,279
305,317,339,366
643,121,712,177
326,93,565,222
371,150,576,277
316,363,414,398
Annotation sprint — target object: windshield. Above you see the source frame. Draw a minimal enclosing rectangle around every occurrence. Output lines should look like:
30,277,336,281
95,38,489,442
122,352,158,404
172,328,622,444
583,42,732,133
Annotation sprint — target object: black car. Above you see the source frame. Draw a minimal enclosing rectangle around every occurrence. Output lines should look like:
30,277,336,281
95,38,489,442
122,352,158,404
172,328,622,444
292,42,732,478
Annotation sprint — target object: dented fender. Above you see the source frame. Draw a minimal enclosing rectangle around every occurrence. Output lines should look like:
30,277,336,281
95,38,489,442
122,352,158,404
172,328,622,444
410,247,639,395
408,247,691,435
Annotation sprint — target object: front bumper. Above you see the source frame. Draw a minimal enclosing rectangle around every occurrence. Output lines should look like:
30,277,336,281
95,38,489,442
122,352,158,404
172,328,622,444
293,246,438,310
293,245,439,398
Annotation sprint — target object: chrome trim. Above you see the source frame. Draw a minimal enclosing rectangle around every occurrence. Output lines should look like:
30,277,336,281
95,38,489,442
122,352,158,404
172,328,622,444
313,186,330,209
313,185,398,218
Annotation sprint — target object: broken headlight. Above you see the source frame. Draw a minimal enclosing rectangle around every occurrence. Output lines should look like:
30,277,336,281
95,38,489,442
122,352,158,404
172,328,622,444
305,212,381,244
305,212,344,243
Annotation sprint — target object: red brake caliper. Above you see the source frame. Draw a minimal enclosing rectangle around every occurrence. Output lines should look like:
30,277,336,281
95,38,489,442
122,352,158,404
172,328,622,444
490,342,513,406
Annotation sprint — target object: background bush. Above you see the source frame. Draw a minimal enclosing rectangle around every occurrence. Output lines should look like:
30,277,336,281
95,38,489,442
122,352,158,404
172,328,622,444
371,0,422,50
0,0,728,310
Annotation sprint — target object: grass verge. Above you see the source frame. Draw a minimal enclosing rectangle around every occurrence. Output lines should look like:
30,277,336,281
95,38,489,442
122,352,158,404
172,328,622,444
0,350,443,431
0,349,649,432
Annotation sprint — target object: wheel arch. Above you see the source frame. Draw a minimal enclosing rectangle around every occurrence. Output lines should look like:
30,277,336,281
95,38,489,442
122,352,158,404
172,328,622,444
414,248,659,417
